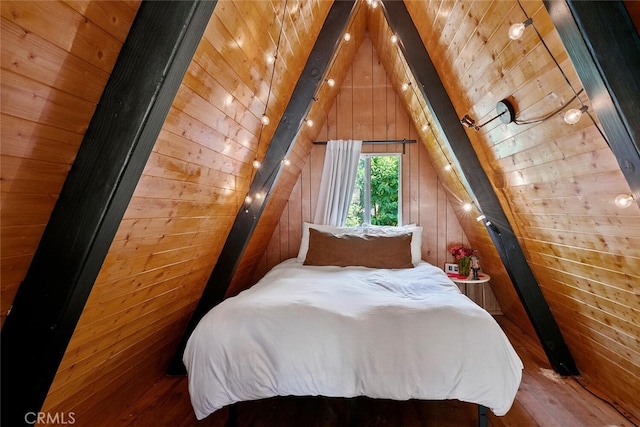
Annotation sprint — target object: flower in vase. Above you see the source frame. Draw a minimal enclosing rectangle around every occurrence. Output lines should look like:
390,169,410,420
449,244,477,277
448,244,476,260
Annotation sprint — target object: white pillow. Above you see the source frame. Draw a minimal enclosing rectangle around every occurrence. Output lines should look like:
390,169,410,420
363,224,423,265
297,222,366,261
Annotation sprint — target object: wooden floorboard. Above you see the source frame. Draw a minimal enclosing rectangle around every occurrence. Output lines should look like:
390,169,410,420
111,315,635,426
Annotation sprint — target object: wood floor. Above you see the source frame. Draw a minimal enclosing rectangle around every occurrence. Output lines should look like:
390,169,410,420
111,316,636,427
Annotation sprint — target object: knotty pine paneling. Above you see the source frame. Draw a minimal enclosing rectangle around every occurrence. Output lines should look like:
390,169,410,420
5,0,638,423
39,1,332,424
405,0,640,419
225,0,367,297
0,0,141,326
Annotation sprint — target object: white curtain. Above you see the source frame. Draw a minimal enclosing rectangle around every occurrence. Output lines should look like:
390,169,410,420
313,139,363,226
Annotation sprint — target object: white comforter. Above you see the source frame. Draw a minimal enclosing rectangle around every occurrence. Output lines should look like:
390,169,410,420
184,259,523,419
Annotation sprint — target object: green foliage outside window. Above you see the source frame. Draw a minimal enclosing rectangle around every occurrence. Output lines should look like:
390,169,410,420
346,155,399,227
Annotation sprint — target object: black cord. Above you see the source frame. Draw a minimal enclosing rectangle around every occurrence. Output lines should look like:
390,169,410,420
514,0,611,147
516,0,579,100
572,376,638,426
586,110,612,148
514,89,584,125
252,0,288,178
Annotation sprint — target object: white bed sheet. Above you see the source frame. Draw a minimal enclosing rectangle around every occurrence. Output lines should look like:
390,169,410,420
183,259,523,420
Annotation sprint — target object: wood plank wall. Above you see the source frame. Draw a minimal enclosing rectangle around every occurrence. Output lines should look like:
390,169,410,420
15,1,332,424
404,0,640,420
0,0,141,326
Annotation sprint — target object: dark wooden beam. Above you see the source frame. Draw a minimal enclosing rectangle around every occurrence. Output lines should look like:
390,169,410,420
168,0,357,375
0,2,216,425
382,0,578,376
545,0,640,208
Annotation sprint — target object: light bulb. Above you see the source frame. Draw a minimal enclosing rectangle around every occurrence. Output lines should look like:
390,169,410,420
614,194,634,209
462,202,473,212
343,33,351,42
255,191,264,200
390,34,398,44
283,158,291,166
564,105,588,125
401,82,410,91
245,195,253,204
509,23,526,40
326,78,335,87
266,54,276,64
306,119,314,127
252,159,261,169
370,0,379,9
508,18,532,40
444,164,452,172
261,114,270,125
422,124,429,132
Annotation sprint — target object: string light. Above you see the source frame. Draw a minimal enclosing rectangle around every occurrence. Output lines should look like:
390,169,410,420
501,1,610,146
461,0,611,152
245,0,288,214
401,82,410,91
614,194,634,209
563,105,588,125
245,0,355,215
378,5,484,223
508,17,532,40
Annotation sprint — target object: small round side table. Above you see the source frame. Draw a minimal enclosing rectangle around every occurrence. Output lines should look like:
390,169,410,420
448,273,491,309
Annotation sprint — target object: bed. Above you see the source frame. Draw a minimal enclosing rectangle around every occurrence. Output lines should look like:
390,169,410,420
183,224,523,422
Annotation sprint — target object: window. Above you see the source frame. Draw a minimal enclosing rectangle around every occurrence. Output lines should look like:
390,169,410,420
345,154,401,227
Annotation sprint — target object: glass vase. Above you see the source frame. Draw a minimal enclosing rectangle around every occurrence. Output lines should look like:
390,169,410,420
458,256,471,277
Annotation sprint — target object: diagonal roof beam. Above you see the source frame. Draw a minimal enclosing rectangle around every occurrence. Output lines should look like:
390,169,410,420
0,2,216,424
544,0,640,208
168,0,358,375
382,0,578,376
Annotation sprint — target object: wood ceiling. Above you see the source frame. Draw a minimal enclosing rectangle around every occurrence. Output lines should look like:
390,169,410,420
1,0,639,424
